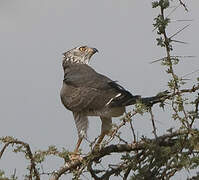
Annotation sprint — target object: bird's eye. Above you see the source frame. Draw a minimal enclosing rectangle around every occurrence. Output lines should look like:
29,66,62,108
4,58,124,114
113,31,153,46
79,46,87,52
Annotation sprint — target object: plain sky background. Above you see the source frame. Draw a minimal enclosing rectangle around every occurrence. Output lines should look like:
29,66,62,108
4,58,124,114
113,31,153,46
0,0,198,179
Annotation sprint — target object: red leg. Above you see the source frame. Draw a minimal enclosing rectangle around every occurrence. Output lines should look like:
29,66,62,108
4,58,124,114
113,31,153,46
70,137,83,161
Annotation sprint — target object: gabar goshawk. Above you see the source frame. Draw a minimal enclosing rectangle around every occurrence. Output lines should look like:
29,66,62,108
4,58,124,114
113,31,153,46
60,46,146,157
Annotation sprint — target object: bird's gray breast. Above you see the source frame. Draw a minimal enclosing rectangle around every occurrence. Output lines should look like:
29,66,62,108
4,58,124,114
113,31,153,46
60,82,85,112
60,82,125,117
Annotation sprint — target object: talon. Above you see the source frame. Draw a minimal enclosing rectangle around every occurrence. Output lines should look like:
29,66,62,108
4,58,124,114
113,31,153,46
69,152,83,162
93,144,101,152
65,152,82,169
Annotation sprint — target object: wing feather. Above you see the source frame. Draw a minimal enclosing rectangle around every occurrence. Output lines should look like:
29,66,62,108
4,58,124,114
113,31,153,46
61,63,139,112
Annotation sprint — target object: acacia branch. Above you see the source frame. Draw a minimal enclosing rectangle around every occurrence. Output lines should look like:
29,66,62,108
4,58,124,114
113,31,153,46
49,130,189,180
141,84,199,107
0,139,40,180
178,0,188,11
149,108,157,138
0,142,10,159
88,161,125,180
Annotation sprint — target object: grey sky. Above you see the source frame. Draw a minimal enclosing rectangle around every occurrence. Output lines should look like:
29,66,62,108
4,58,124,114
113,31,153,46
0,0,198,179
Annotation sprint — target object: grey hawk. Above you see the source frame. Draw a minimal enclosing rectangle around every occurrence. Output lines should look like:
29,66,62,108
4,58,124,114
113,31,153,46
60,46,140,155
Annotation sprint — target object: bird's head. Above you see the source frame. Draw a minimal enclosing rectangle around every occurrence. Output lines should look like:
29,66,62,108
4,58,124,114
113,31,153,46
62,46,98,65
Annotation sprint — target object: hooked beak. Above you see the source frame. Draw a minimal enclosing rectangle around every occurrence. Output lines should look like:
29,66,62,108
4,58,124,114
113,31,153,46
92,48,98,54
88,47,98,55
87,47,98,60
87,47,99,58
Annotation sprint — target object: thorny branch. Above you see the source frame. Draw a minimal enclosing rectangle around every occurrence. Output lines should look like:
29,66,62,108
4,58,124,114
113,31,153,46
0,138,40,180
49,130,190,180
178,0,188,11
159,1,193,130
149,108,157,138
107,112,137,143
88,161,125,180
139,84,199,107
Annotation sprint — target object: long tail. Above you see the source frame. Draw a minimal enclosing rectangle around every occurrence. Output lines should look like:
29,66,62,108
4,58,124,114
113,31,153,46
109,92,168,107
108,81,168,107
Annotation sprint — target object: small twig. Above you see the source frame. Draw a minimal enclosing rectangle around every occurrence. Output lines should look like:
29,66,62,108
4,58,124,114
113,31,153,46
12,168,17,179
190,95,199,127
0,142,9,159
123,166,132,180
149,108,157,139
87,162,101,180
167,169,178,178
75,162,88,179
178,0,188,11
127,112,137,142
115,134,128,144
108,121,126,142
40,172,54,176
108,112,137,143
99,163,124,180
129,120,136,143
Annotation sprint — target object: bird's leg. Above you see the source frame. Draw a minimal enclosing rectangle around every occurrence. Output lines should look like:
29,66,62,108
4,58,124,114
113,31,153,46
93,117,112,152
70,137,83,161
74,137,83,154
93,132,106,152
70,112,88,161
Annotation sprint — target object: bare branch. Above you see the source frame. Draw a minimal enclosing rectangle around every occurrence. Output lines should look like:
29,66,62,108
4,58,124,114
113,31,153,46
0,142,10,159
149,108,157,138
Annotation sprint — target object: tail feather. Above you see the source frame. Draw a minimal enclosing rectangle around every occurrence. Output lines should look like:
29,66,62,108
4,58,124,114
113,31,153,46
108,81,141,107
109,93,141,107
109,94,166,107
107,81,168,107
